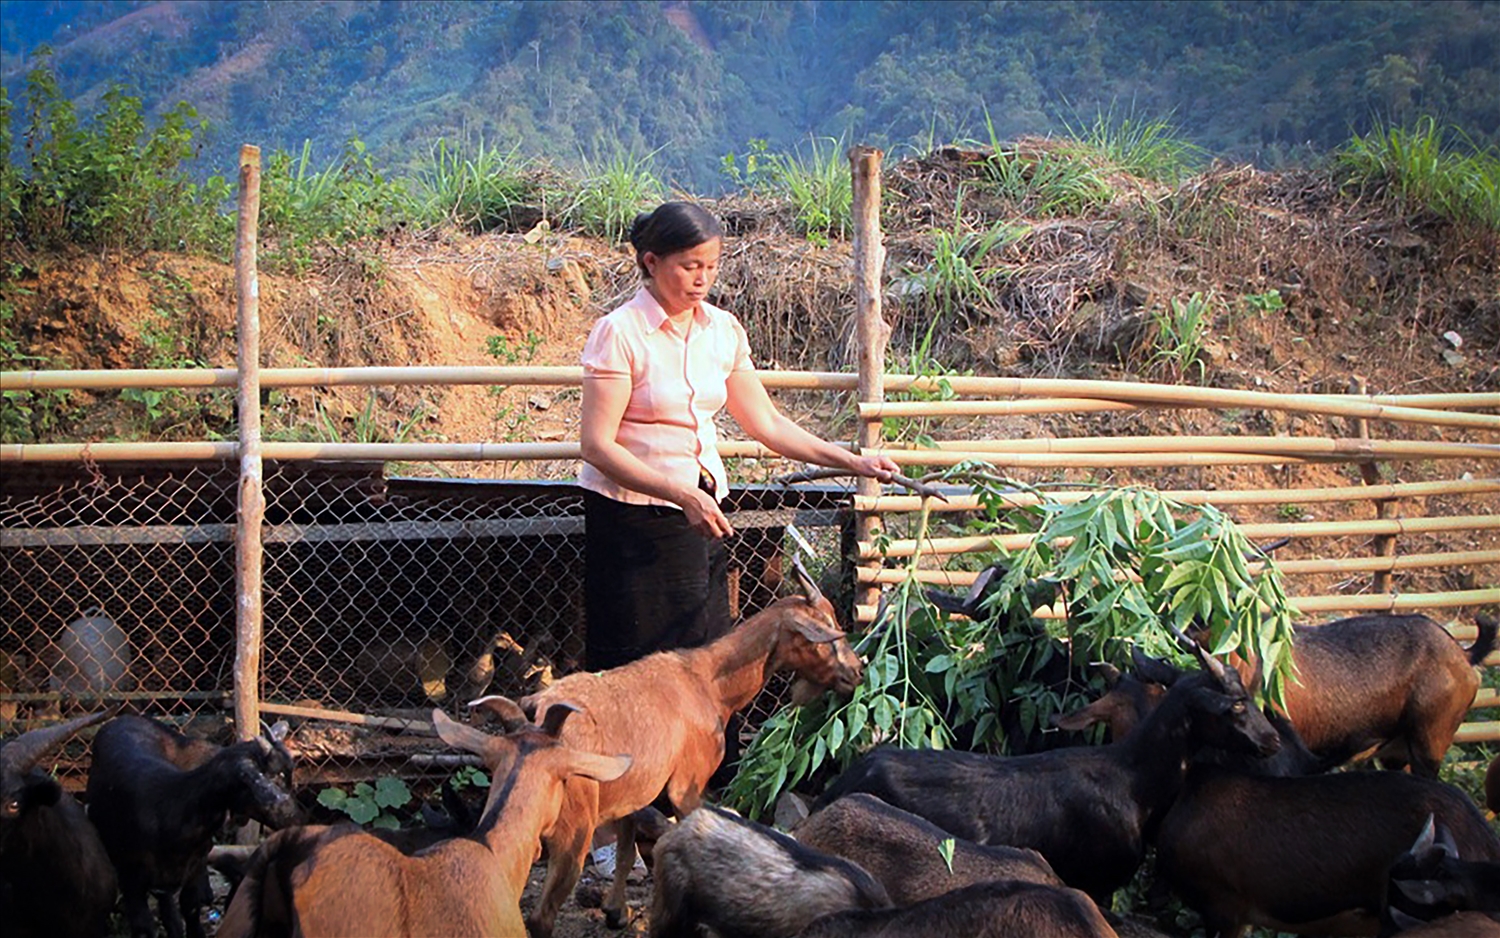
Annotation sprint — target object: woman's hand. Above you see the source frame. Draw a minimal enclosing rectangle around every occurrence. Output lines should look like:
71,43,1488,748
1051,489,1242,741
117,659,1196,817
850,454,900,482
679,487,735,539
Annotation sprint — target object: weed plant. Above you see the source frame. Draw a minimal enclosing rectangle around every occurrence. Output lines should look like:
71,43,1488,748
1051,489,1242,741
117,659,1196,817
1337,117,1500,232
1148,292,1214,382
259,136,407,271
976,111,1113,217
0,297,73,443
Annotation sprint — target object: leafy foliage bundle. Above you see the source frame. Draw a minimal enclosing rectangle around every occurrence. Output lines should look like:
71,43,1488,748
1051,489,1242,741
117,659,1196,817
727,475,1297,818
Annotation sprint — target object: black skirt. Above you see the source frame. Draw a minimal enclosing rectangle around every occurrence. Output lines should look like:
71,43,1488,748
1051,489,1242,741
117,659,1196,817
582,489,731,671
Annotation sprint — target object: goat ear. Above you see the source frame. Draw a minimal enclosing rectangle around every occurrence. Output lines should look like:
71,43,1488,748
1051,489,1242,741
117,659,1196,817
1131,647,1182,686
790,615,845,644
564,752,631,784
262,720,289,744
1094,661,1122,687
1393,876,1447,907
432,709,498,758
468,695,531,732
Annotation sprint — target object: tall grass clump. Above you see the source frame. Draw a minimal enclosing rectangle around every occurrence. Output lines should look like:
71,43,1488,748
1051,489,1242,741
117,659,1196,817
1337,117,1500,231
259,135,407,270
977,109,1112,216
769,134,852,244
562,149,663,243
1065,102,1206,183
1148,292,1214,382
409,134,533,232
907,189,1024,362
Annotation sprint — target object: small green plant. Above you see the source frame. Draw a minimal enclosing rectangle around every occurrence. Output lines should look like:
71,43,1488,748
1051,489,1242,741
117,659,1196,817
449,764,491,791
1276,504,1306,522
563,149,664,243
720,138,777,192
1148,292,1214,382
486,331,543,365
1241,289,1286,316
976,108,1112,216
0,298,73,442
313,390,430,444
317,777,412,830
260,135,408,271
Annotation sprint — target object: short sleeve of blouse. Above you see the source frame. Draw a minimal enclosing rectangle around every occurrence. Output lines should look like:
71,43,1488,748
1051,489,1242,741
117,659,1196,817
581,317,631,379
729,315,755,373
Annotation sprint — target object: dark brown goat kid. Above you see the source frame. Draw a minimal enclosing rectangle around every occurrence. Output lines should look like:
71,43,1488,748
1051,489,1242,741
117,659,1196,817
217,700,630,938
519,563,863,937
791,792,1062,905
795,879,1121,938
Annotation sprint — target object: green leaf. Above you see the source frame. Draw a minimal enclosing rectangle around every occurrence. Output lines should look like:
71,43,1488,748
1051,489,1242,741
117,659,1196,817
344,799,378,825
828,719,846,753
372,814,401,831
374,776,412,809
316,787,348,809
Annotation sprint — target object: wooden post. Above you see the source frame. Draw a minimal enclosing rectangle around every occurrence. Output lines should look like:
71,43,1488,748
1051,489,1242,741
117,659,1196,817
233,145,265,743
849,146,888,614
1349,376,1398,591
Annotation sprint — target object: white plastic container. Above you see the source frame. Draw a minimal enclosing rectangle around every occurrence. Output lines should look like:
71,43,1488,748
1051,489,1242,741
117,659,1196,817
50,606,134,696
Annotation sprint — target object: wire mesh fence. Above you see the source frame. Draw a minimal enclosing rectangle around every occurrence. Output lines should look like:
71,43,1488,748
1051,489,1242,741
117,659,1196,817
0,459,856,782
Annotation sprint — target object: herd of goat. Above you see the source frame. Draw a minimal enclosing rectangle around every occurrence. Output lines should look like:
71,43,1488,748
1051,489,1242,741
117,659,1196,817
2,562,1499,938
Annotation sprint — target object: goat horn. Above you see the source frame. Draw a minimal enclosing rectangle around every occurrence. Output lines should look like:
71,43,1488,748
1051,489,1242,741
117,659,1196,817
539,702,582,738
791,557,826,605
466,695,530,732
1164,621,1230,686
0,710,111,777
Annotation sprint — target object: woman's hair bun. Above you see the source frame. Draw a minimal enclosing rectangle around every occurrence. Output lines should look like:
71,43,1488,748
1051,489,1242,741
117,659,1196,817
627,210,655,246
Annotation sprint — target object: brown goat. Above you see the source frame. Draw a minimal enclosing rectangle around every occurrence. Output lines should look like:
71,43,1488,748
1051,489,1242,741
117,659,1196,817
792,792,1062,905
516,567,863,937
216,701,629,938
794,879,1120,938
1058,614,1496,776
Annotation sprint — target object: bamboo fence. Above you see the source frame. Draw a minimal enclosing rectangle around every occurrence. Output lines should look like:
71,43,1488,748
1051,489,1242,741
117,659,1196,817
1,146,1497,746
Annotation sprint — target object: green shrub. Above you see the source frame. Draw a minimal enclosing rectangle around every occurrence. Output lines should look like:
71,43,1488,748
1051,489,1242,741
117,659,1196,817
768,135,852,244
409,133,533,233
1064,103,1206,184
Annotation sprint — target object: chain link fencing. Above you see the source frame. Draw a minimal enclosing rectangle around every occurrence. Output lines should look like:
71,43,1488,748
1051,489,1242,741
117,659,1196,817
0,459,857,784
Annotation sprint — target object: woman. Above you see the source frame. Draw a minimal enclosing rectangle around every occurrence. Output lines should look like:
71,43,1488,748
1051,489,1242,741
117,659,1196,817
579,200,897,672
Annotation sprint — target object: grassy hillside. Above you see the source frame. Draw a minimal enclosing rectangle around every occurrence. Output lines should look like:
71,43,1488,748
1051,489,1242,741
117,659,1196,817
2,0,1498,191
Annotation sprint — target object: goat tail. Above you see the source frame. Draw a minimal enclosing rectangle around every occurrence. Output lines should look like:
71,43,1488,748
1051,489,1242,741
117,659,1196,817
217,825,334,938
1468,614,1498,666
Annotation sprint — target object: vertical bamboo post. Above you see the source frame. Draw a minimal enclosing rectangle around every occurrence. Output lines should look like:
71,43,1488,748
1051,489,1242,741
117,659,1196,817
850,146,888,614
233,145,265,743
1349,376,1397,591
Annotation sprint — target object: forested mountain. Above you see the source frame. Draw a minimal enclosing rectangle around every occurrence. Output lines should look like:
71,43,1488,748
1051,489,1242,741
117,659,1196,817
2,0,1497,189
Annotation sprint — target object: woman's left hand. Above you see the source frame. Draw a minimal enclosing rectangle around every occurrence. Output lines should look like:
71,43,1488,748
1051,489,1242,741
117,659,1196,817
850,454,900,482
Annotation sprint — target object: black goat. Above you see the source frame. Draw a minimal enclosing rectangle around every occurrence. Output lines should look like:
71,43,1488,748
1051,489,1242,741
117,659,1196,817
648,803,892,938
1,711,117,938
1153,768,1500,937
1381,816,1500,935
815,647,1281,905
87,714,301,938
795,879,1120,938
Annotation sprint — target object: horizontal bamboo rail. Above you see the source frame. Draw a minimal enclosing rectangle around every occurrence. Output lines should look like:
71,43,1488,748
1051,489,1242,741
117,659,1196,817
906,437,1500,460
0,439,794,464
853,587,1500,625
258,701,436,735
859,381,1500,430
1455,722,1499,743
868,395,1500,415
857,514,1500,559
2,366,1494,403
857,549,1500,587
855,478,1500,513
864,448,1487,469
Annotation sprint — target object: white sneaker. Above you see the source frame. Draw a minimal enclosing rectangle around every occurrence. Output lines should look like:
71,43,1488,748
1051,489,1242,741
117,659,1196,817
590,843,647,878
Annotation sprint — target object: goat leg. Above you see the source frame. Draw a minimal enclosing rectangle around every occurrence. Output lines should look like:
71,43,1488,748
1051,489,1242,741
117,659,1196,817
528,817,592,938
155,888,186,938
120,885,157,938
180,868,214,938
604,814,638,929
